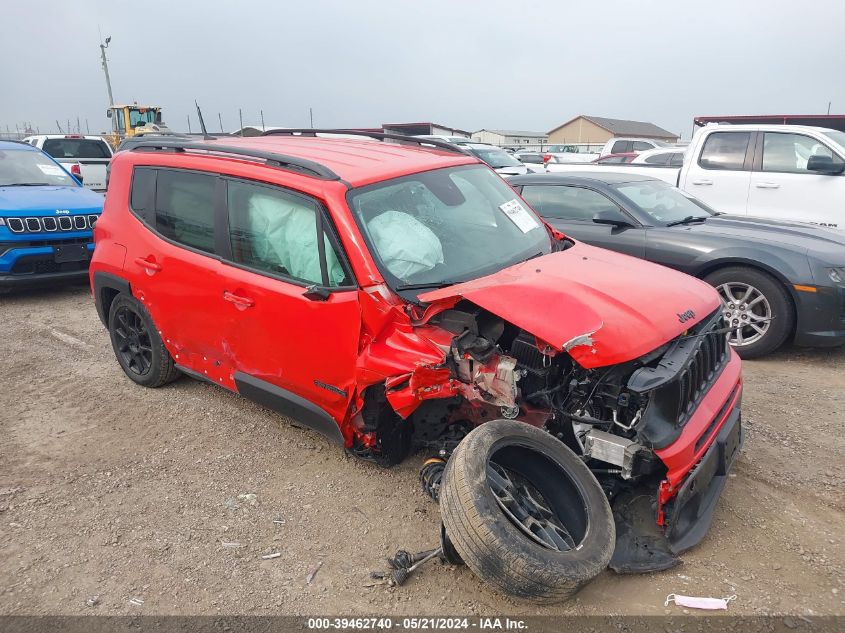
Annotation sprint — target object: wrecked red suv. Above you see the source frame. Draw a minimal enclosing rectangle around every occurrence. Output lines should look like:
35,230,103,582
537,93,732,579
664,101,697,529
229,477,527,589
90,131,743,602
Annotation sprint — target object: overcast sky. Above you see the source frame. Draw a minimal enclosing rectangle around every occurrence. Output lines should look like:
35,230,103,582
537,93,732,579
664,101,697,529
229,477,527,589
2,0,843,139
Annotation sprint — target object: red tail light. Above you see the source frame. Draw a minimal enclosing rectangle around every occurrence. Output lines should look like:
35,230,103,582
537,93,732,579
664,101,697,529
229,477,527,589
543,154,551,164
70,163,82,177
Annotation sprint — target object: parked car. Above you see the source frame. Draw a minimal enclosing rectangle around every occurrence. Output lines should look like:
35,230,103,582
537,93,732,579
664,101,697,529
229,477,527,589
0,140,103,291
462,143,529,175
600,137,670,156
678,124,845,228
631,147,686,166
23,134,113,192
90,131,742,600
414,134,475,146
509,172,845,357
544,124,845,228
594,152,638,164
513,151,546,173
543,144,600,164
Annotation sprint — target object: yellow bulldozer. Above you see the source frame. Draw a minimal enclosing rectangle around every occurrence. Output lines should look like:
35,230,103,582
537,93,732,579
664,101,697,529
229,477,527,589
104,104,172,148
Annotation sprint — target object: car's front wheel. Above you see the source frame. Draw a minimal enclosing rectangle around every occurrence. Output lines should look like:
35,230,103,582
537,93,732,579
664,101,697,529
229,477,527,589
439,420,615,604
704,266,794,359
108,294,180,387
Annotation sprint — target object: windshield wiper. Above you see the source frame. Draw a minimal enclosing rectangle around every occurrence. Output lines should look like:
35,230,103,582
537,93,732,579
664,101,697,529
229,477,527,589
1,182,51,187
396,280,464,291
666,215,709,227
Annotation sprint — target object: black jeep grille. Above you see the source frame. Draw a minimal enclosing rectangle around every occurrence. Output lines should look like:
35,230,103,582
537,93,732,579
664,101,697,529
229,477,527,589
675,316,730,422
628,310,731,449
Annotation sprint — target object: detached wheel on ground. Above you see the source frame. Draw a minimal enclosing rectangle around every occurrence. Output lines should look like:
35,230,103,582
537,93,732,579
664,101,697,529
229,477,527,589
107,294,180,388
439,419,615,604
704,266,794,359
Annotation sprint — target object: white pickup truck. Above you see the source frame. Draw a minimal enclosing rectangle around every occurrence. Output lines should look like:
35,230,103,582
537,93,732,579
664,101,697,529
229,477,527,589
545,124,845,229
23,135,113,192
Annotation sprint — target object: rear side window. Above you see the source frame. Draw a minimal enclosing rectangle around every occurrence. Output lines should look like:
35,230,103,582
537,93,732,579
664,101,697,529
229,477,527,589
155,170,216,253
611,140,631,154
644,152,671,165
698,132,751,170
130,167,157,223
632,141,653,151
42,138,111,159
226,179,349,287
521,185,621,221
669,152,685,167
518,154,543,164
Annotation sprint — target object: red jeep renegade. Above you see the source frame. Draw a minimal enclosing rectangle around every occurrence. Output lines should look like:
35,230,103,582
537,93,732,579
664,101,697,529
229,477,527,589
90,131,743,602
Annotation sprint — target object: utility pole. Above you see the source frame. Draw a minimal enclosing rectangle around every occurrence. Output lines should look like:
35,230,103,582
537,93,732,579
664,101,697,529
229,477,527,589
187,115,191,134
56,120,63,133
77,116,81,134
260,109,265,132
309,107,314,128
100,35,116,133
85,119,90,134
218,113,224,133
828,101,832,115
239,108,244,136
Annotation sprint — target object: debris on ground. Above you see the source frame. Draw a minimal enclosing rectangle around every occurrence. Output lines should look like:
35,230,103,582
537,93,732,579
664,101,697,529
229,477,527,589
84,595,100,607
306,561,323,584
272,516,286,525
665,593,737,610
128,597,144,606
220,541,243,549
237,493,258,506
261,552,281,560
223,498,240,511
385,546,442,586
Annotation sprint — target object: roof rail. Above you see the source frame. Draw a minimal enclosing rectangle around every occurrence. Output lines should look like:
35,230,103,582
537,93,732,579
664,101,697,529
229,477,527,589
260,128,472,155
129,140,340,181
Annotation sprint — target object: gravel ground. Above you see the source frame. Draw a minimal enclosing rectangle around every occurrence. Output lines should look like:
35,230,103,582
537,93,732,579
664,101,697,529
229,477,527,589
0,284,842,616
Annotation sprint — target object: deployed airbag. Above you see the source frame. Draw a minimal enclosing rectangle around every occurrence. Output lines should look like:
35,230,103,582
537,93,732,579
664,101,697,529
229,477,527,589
368,210,444,279
247,192,345,286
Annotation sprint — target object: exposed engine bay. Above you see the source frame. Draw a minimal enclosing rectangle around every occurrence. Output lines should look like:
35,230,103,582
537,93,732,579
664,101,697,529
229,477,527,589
350,299,734,571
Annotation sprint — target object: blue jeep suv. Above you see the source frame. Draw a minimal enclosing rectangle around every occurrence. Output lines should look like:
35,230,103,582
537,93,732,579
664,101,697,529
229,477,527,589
0,140,104,291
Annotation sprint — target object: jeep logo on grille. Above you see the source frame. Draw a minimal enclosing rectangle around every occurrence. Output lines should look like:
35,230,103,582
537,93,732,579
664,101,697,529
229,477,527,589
55,209,70,214
677,309,696,323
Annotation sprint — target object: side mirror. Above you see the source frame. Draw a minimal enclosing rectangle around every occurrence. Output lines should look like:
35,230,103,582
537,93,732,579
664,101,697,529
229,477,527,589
593,208,634,228
106,109,112,118
807,155,845,175
303,285,330,301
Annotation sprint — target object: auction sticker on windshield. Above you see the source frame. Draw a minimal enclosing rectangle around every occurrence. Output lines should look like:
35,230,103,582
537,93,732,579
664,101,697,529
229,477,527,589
499,199,540,233
37,164,67,177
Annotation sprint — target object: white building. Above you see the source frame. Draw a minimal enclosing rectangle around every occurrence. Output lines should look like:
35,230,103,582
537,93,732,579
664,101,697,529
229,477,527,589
472,129,548,148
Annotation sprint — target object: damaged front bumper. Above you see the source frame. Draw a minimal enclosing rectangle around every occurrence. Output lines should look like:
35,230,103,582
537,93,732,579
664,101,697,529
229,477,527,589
610,354,743,573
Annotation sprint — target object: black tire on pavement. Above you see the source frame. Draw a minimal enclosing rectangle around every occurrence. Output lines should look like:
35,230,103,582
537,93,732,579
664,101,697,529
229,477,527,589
108,294,180,388
439,419,615,604
704,266,794,359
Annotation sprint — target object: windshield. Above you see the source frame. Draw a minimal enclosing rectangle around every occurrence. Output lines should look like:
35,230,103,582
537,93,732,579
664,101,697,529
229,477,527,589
613,180,714,224
128,109,157,127
824,130,845,153
469,147,522,168
348,165,551,291
0,149,76,187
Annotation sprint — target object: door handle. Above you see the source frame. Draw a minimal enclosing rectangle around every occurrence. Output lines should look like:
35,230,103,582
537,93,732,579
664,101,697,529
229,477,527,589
755,182,781,189
134,256,162,274
223,290,255,309
691,179,713,185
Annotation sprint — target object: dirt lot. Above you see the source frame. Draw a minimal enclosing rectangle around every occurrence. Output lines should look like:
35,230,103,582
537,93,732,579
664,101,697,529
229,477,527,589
0,284,842,617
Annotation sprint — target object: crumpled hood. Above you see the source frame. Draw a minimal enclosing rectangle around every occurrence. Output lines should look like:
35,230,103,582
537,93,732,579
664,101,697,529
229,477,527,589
0,185,104,215
419,242,721,368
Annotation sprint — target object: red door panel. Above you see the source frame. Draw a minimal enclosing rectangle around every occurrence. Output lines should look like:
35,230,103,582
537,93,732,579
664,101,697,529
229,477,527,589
217,262,361,423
